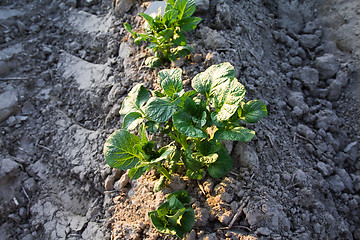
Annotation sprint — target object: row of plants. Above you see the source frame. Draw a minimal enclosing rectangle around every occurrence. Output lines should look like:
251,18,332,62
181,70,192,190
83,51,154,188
104,0,267,238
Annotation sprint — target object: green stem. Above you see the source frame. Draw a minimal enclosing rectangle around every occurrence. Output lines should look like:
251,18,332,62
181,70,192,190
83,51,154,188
157,164,172,180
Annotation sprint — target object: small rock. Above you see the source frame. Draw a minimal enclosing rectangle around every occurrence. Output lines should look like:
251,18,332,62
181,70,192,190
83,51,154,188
327,175,345,193
202,233,217,240
203,178,214,193
118,42,133,59
199,27,227,49
108,83,126,102
298,34,320,49
314,54,339,80
348,199,358,211
232,143,259,171
297,124,315,139
214,0,231,29
114,171,130,191
299,67,319,91
256,227,272,236
277,1,304,33
23,178,37,195
21,234,33,240
315,109,340,132
336,169,353,191
19,207,27,219
185,230,197,240
0,158,21,179
168,174,186,191
327,79,342,101
316,162,333,177
104,175,115,191
195,0,210,12
220,192,233,203
293,169,307,188
0,88,19,122
114,0,134,17
287,91,309,114
218,210,233,225
194,207,210,227
22,101,35,115
171,58,185,68
336,70,348,86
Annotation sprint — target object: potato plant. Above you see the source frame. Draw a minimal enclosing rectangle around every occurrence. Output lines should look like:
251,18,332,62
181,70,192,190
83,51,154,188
148,190,194,239
103,62,267,237
124,0,201,67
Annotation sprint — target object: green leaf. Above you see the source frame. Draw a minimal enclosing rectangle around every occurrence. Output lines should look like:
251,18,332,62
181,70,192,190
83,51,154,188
123,112,143,130
119,84,150,116
174,0,188,19
145,97,176,122
175,208,195,238
207,147,233,178
192,152,218,164
186,169,204,180
239,100,268,123
216,78,246,121
124,22,138,39
169,46,193,60
179,17,202,32
214,127,255,142
158,68,183,98
173,110,208,138
183,0,196,17
154,175,166,192
145,56,162,68
168,190,191,204
139,13,155,28
182,148,203,171
157,146,176,161
210,112,225,128
191,62,235,99
149,190,194,238
128,164,147,179
163,9,178,25
145,121,159,133
158,28,174,41
198,140,221,156
173,32,187,46
104,130,141,170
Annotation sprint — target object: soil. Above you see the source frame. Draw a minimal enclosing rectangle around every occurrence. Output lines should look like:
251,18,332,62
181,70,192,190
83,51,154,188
0,0,359,240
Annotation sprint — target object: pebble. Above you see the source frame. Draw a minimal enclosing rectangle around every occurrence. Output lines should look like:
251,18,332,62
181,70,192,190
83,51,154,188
113,171,130,191
298,34,320,49
203,178,214,193
316,162,333,177
218,210,233,225
0,88,19,122
104,175,115,191
195,0,210,12
293,169,308,188
297,124,315,139
256,227,272,236
108,83,126,102
327,175,345,193
114,0,134,17
336,169,353,191
194,207,210,227
327,79,343,101
314,54,340,80
299,67,319,91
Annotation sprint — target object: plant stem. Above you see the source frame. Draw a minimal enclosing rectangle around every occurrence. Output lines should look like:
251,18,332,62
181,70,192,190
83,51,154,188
157,164,172,180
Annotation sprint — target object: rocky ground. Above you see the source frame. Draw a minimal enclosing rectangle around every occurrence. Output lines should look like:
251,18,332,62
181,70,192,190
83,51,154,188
0,0,359,239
